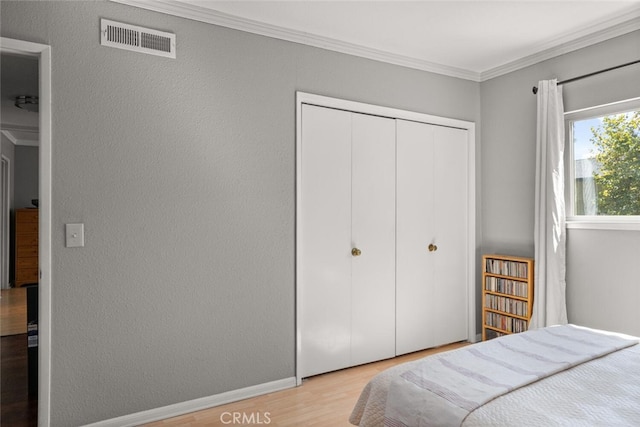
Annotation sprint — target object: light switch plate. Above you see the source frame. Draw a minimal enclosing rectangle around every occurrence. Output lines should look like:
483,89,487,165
66,223,85,248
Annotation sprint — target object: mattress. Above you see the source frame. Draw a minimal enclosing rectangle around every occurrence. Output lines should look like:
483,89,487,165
350,326,640,427
467,342,640,426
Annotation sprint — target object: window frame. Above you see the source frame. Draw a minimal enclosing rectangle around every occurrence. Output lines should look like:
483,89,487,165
564,97,640,231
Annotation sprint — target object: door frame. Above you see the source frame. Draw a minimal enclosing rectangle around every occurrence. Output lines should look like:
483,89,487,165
295,92,476,384
1,155,10,289
1,37,52,427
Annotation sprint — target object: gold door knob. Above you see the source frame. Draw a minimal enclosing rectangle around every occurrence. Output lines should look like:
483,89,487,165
351,247,362,257
428,244,438,252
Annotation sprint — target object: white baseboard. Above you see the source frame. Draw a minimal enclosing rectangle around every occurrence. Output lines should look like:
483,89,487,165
82,377,297,427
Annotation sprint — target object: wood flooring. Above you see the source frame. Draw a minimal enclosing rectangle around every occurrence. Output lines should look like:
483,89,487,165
145,341,468,426
1,287,27,336
0,287,468,426
1,334,37,426
1,287,37,426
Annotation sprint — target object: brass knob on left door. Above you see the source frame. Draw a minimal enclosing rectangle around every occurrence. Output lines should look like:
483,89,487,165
352,247,362,257
428,244,438,252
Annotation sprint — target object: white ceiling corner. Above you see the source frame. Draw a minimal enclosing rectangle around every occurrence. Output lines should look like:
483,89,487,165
111,1,640,82
1,53,40,146
0,127,39,147
480,10,640,81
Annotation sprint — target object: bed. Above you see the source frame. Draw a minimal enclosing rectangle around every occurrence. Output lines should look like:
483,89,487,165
350,325,640,426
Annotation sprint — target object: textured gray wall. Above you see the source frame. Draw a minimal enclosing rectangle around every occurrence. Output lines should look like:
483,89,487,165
14,145,38,209
481,30,640,336
0,1,480,425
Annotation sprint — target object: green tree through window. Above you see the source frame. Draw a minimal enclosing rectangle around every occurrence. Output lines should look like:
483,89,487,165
591,112,640,215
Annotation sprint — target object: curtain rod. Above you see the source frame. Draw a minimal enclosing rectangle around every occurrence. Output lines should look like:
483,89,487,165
531,59,640,94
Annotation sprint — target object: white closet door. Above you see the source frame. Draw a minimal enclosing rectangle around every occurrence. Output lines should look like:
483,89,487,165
350,112,396,366
432,125,469,345
396,120,469,355
396,120,436,355
299,104,352,377
299,106,396,377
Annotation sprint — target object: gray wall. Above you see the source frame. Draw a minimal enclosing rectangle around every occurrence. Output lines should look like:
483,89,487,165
14,145,38,209
1,1,480,425
481,30,640,336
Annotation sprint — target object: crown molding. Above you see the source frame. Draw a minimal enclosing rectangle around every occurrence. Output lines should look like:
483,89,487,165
112,0,639,83
481,13,640,81
0,125,39,146
0,130,19,145
110,0,481,81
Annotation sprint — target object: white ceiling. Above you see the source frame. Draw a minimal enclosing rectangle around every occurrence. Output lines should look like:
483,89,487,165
3,1,640,146
0,53,39,147
119,0,640,80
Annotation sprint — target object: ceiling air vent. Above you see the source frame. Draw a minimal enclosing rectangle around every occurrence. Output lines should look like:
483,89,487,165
100,19,176,59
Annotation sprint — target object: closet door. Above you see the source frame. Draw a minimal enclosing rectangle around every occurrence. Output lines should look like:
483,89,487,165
431,125,468,346
395,120,468,355
299,105,352,377
350,113,396,366
299,105,395,378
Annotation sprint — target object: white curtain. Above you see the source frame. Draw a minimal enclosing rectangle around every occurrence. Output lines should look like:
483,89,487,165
530,79,568,329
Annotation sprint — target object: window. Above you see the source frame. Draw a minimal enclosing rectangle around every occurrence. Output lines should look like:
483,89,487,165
566,98,640,229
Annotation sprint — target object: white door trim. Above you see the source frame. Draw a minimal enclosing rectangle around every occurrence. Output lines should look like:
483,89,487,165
1,37,52,427
1,155,10,289
295,92,476,385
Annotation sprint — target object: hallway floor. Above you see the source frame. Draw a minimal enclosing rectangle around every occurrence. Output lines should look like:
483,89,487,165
1,287,37,426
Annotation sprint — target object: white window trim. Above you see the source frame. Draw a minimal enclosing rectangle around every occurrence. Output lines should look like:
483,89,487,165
566,217,640,231
565,96,640,231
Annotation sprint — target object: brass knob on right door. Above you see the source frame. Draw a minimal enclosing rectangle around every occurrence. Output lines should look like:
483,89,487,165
428,244,438,252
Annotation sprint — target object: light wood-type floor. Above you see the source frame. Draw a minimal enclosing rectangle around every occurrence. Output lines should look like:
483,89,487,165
1,287,27,336
146,341,468,427
0,287,469,426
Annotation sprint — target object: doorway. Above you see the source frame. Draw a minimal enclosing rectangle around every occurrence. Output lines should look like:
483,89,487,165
1,155,9,289
0,37,52,427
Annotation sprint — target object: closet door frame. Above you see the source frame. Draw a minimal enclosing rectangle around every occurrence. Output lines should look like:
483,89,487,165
295,92,477,385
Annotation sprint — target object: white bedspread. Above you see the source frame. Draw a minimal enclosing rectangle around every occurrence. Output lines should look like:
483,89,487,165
467,342,640,426
350,325,640,427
